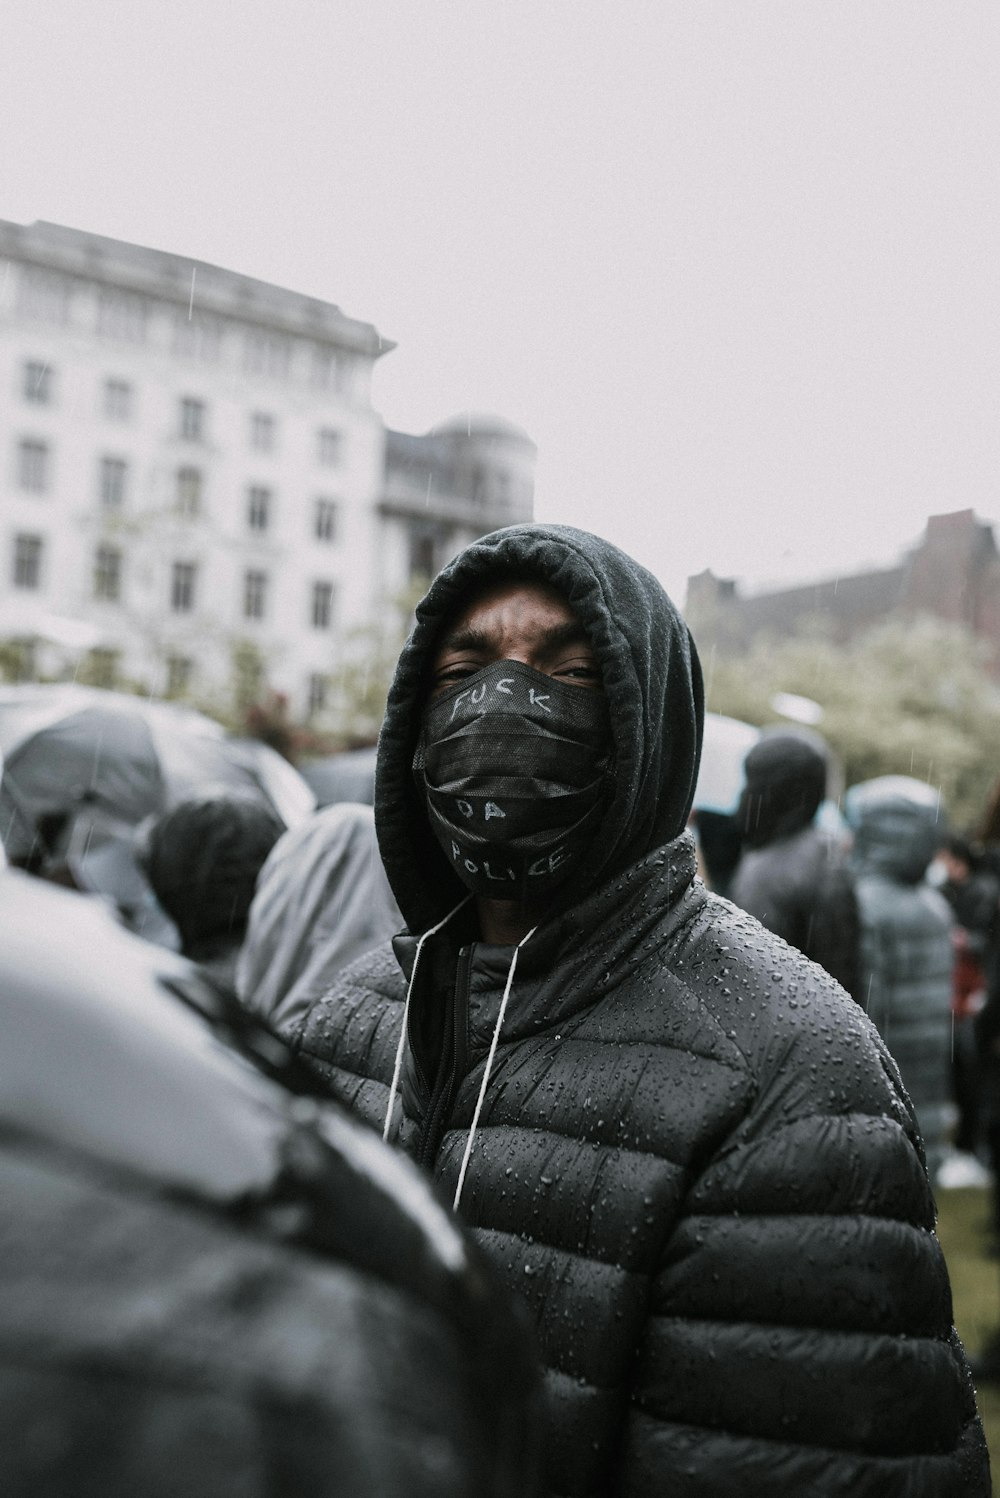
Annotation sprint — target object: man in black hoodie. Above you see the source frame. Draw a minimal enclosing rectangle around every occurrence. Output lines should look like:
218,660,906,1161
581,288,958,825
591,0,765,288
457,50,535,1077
729,733,861,999
291,525,988,1497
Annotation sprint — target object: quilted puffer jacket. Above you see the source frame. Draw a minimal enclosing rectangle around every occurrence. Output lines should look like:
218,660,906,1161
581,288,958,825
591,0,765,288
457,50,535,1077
292,524,988,1497
846,780,957,1183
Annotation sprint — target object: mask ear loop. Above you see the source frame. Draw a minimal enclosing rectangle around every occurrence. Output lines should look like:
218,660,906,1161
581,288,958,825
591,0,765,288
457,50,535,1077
383,895,471,1143
453,923,537,1213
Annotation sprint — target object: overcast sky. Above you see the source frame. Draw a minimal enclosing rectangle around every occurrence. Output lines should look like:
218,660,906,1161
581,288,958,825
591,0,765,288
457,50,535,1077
2,2,997,607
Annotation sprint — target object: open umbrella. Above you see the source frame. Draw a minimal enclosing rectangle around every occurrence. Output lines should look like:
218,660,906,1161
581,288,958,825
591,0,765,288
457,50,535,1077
0,685,314,928
694,713,761,815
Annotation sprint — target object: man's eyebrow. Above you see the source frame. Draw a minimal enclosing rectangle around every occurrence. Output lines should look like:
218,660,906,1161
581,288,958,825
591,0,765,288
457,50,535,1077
538,620,593,653
435,619,593,656
436,625,492,655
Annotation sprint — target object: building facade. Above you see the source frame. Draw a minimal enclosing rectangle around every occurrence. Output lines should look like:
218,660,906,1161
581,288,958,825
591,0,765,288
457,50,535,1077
685,509,1000,672
378,416,536,593
0,220,534,719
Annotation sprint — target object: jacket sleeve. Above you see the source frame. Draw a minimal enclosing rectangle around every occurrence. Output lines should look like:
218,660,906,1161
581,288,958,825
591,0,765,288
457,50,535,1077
289,945,404,1133
619,1015,989,1494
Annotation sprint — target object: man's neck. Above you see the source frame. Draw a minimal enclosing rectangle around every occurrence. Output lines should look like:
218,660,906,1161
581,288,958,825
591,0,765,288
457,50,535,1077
476,895,542,946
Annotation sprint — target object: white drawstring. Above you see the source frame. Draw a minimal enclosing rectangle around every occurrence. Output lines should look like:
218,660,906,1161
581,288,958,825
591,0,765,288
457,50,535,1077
382,896,471,1143
452,924,537,1213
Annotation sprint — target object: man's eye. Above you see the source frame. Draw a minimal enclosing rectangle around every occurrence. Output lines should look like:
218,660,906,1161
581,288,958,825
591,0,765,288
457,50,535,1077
554,664,602,687
435,663,477,685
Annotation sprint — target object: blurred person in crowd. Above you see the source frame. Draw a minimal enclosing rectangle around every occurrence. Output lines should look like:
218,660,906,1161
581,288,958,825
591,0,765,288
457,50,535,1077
282,524,988,1496
966,899,1000,1377
729,732,860,997
0,867,539,1498
237,802,401,1034
939,835,1000,946
937,834,1000,1159
847,778,955,1184
689,807,743,897
139,794,283,993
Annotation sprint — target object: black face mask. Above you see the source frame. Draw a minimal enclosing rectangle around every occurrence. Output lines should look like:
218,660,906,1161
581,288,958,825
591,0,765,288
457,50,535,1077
414,659,613,902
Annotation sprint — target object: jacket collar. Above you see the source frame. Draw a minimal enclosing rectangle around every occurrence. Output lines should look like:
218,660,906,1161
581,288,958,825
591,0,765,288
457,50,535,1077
392,832,703,1047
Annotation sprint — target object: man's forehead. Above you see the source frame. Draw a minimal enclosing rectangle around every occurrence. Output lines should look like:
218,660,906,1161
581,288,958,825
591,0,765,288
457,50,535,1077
441,577,583,637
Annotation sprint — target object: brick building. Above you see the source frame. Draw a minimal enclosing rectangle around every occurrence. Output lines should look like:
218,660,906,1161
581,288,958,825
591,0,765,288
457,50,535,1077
685,509,1000,669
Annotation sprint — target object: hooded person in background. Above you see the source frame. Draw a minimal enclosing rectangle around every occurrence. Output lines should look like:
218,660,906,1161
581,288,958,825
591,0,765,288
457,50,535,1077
237,802,401,1033
846,777,956,1186
140,794,284,993
729,733,861,999
288,525,987,1497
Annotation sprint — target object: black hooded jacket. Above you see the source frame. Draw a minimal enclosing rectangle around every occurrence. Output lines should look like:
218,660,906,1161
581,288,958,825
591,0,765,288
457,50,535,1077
294,525,988,1497
730,735,861,998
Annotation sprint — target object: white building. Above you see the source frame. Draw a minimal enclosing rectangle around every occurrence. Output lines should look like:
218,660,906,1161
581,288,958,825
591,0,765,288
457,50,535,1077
0,220,533,720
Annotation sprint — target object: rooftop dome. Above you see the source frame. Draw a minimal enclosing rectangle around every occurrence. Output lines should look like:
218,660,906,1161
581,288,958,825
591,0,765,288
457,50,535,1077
429,413,535,447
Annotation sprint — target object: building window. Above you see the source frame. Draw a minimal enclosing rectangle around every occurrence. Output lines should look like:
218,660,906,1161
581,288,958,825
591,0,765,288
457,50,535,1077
243,569,268,621
176,466,202,517
314,497,338,542
250,412,275,451
13,534,43,590
86,647,119,689
17,267,71,325
18,438,49,493
99,456,128,510
171,561,197,613
244,330,290,379
318,428,341,465
23,361,53,404
97,289,148,343
104,378,132,420
408,527,438,581
166,654,193,698
173,312,223,363
308,672,329,717
247,486,271,532
311,580,334,630
93,544,122,601
179,397,205,441
311,347,343,392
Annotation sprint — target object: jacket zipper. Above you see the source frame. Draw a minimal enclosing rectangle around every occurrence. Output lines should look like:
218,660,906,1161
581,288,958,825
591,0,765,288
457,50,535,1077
415,944,472,1168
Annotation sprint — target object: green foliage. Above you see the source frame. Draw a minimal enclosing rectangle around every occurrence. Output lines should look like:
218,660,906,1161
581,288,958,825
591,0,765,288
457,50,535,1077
227,638,267,722
701,615,1000,829
325,579,426,748
0,639,34,683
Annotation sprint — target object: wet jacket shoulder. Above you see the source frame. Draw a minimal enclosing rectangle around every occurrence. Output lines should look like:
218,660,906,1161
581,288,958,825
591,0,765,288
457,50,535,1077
294,526,988,1497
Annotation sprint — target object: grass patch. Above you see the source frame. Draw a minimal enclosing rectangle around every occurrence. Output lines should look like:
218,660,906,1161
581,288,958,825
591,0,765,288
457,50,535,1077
936,1185,1000,1487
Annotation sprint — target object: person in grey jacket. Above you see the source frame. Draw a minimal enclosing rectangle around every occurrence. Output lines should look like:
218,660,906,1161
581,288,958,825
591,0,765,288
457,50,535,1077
286,524,988,1497
237,802,402,1033
846,776,956,1183
730,733,860,998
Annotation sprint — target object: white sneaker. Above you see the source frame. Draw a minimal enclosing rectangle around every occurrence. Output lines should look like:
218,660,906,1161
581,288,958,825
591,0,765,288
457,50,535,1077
936,1151,993,1190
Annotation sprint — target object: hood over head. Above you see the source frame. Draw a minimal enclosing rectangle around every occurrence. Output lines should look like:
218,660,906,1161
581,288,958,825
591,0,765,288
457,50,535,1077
140,794,283,955
845,775,943,885
737,733,828,849
375,524,704,932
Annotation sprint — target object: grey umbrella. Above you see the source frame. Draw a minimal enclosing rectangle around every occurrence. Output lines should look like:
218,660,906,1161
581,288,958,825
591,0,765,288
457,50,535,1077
0,684,314,930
